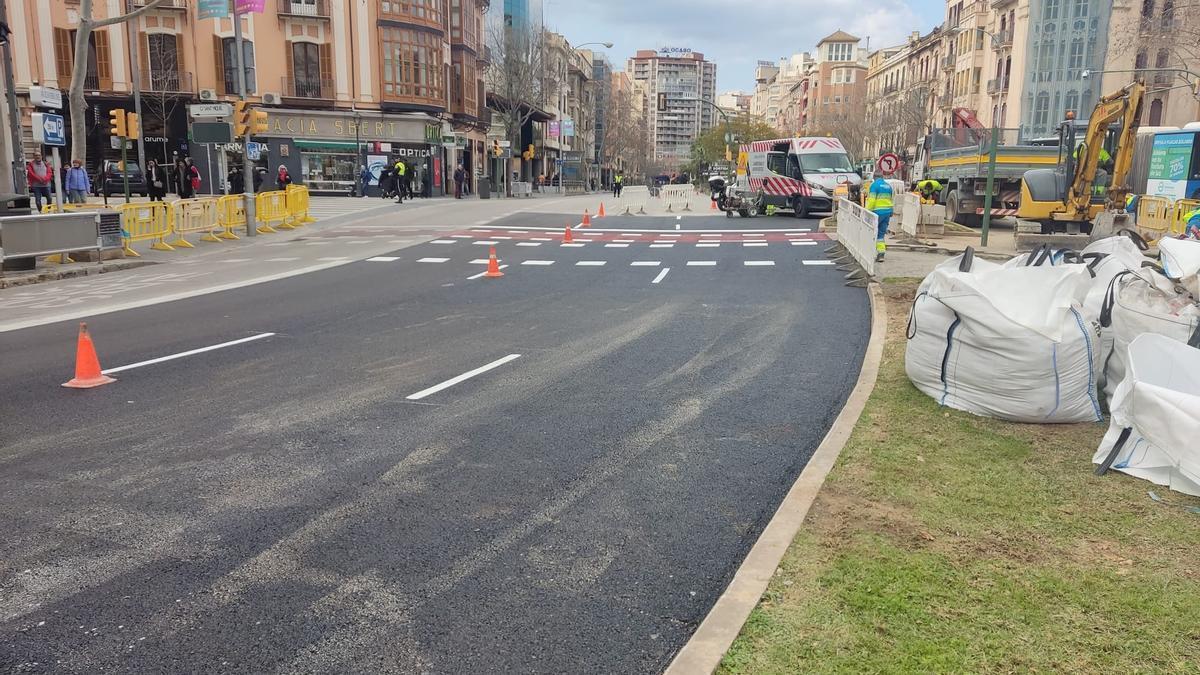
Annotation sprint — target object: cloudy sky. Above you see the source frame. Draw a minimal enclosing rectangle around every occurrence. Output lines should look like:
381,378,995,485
541,0,946,92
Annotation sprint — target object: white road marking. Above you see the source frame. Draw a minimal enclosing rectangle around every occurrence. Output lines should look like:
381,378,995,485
576,261,606,266
630,261,661,267
346,240,372,244
787,229,812,234
613,239,636,243
696,243,720,248
452,234,473,238
521,260,555,266
653,240,674,244
417,257,449,263
469,259,490,264
531,237,553,242
675,223,680,230
366,256,401,262
430,240,457,244
474,220,490,225
102,333,276,375
406,354,522,401
676,215,682,220
217,258,253,263
742,242,768,247
744,260,776,266
803,260,836,266
469,225,812,234
744,233,765,237
561,243,585,248
492,236,513,240
265,257,301,262
605,243,629,248
687,261,717,266
317,257,351,262
516,242,542,247
265,243,290,247
473,240,499,245
467,264,508,280
651,268,670,284
663,233,682,238
791,241,818,246
304,241,331,246
509,230,529,233
649,244,674,248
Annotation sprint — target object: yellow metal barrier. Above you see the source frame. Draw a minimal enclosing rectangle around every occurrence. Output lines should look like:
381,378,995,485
215,195,245,240
255,190,292,232
1136,196,1175,242
1171,198,1200,237
117,202,172,256
168,198,223,247
286,184,316,224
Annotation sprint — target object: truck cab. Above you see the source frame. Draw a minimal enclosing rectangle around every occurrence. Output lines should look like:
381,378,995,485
739,137,861,217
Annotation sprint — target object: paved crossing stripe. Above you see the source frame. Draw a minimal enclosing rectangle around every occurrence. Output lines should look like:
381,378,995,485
521,260,555,266
516,242,542,247
802,260,836,265
418,257,449,263
576,261,606,266
687,261,717,266
431,240,457,244
630,261,661,267
604,243,629,248
473,240,499,245
366,256,401,262
744,260,775,266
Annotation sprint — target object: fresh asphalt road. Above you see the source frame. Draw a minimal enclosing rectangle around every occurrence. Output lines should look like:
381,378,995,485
0,210,869,673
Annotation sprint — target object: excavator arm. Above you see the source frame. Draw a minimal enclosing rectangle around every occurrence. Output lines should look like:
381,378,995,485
1064,82,1145,220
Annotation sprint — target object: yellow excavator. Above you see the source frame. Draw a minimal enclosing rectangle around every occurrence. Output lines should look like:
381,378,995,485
1016,82,1145,247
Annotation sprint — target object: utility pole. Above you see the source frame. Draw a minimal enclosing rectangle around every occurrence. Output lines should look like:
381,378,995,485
125,0,146,180
0,1,27,193
980,121,998,248
233,12,256,236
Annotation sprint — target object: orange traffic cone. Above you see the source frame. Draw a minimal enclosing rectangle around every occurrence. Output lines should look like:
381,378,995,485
581,210,592,227
710,199,717,210
485,246,504,278
598,202,607,218
62,322,117,389
563,224,575,243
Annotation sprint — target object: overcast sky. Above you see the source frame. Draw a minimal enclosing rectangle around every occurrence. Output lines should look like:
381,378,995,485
541,0,947,93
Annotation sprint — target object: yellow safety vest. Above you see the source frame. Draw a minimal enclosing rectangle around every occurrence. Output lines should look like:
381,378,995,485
865,180,894,212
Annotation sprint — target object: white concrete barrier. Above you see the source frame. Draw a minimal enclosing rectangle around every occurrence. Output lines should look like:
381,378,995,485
835,197,879,277
620,185,650,215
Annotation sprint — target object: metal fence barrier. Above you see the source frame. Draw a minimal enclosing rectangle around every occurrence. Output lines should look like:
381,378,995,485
620,185,649,215
169,198,223,247
835,197,879,277
255,190,292,233
216,195,246,239
660,185,693,213
117,202,173,256
286,185,316,224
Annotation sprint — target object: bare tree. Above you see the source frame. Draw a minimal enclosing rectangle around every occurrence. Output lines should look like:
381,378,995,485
485,18,547,156
865,81,935,158
68,0,167,164
600,84,649,180
1108,2,1200,104
141,35,184,165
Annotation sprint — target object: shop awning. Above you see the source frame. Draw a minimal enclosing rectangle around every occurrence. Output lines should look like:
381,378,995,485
293,140,358,151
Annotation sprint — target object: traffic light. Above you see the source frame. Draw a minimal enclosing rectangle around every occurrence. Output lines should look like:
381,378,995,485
522,144,535,160
492,139,502,157
251,109,269,134
109,107,127,137
233,100,250,137
125,112,139,139
657,92,668,112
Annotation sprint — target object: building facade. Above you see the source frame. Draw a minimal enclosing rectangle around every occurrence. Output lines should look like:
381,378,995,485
627,49,717,166
2,0,489,195
804,31,870,136
1102,0,1200,128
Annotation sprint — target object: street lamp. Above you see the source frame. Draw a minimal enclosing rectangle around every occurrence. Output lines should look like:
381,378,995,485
950,25,1004,246
575,42,614,49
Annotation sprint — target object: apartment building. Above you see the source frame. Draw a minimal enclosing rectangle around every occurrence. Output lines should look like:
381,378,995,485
1103,0,1200,127
804,31,869,134
2,0,489,195
627,49,717,166
864,43,911,158
716,90,751,118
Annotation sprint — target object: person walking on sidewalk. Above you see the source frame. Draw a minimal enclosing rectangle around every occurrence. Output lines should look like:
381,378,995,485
26,151,53,211
65,159,91,204
358,165,372,197
276,164,292,189
393,160,407,204
227,165,245,195
613,173,623,198
146,160,167,202
865,176,895,262
454,164,466,199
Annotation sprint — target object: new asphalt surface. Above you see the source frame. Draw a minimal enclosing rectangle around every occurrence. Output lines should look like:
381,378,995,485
0,209,869,673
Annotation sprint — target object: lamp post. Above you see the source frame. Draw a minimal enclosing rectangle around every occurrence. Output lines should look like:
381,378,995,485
953,25,1005,247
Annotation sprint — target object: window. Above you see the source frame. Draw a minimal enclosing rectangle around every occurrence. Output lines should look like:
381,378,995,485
1149,98,1164,125
1067,39,1085,78
1162,0,1174,28
1044,0,1059,19
219,37,255,94
54,29,111,90
290,42,325,97
1034,92,1050,127
1156,48,1170,68
1064,90,1079,117
1141,0,1155,19
145,34,181,91
379,0,443,26
1135,50,1148,69
380,26,445,104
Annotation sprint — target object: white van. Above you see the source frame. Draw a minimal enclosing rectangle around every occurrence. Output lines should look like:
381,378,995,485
736,137,861,217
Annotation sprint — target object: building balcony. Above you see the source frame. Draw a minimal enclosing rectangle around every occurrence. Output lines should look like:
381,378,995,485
941,55,955,70
993,29,1013,48
282,76,335,101
134,0,186,8
1154,72,1174,86
277,0,330,18
986,78,1005,94
938,93,954,108
139,70,193,94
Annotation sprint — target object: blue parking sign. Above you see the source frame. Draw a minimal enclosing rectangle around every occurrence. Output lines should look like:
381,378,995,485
33,113,66,146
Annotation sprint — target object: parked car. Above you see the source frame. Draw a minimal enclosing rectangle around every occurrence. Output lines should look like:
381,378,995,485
93,160,148,197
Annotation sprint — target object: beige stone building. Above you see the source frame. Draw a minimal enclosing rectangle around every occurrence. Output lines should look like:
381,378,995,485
1103,0,1200,128
2,0,489,195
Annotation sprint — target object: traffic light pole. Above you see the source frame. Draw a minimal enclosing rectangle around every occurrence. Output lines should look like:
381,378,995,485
126,0,147,180
233,13,256,237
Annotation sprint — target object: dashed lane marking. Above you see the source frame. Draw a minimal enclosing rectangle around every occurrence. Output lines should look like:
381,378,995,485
469,259,490,264
430,240,457,244
265,257,301,262
686,261,717,266
467,264,508,280
366,256,401,262
613,239,636,243
605,243,629,248
652,268,670,284
217,258,253,263
576,261,606,266
317,257,351,262
742,242,768,247
531,237,553,242
516,242,542,247
473,240,499,245
744,260,776,266
791,241,818,246
405,353,522,401
102,333,276,375
649,244,674,248
418,257,449,263
630,261,662,267
492,236,513,240
521,260,555,266
561,243,585,248
696,243,720,248
802,260,836,265
452,234,472,238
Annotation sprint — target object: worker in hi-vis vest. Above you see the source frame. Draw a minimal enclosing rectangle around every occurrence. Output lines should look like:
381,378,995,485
865,176,894,262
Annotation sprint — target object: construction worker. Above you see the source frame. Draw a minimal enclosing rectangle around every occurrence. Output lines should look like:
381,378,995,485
865,176,894,262
393,159,408,204
613,173,623,198
916,179,943,204
1125,193,1140,224
1183,206,1200,239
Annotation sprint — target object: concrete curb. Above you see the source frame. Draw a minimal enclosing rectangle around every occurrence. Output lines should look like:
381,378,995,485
663,283,887,675
0,260,157,289
885,242,1014,261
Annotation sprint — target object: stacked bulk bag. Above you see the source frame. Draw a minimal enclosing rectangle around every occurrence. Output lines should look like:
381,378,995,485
905,251,1104,423
1094,333,1200,497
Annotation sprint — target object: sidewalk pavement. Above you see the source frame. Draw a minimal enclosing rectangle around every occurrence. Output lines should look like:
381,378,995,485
876,222,1019,280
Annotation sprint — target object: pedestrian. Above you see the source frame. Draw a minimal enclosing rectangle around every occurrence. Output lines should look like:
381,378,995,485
65,158,91,204
613,172,623,198
393,160,407,204
408,164,420,199
276,164,292,189
173,158,189,198
227,165,245,195
253,166,266,192
865,175,895,262
454,164,466,199
358,164,372,197
146,159,167,201
916,179,942,204
378,165,393,199
26,151,53,211
176,157,199,198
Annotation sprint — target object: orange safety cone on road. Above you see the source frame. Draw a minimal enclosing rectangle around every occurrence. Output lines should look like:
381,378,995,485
62,323,117,389
563,224,575,243
581,210,592,227
598,202,606,218
710,199,717,210
485,246,504,278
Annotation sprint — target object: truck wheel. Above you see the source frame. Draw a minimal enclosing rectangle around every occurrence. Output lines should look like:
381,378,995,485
946,190,982,227
792,196,809,218
725,209,734,218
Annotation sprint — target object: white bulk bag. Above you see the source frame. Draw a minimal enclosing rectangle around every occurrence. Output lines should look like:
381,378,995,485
1158,237,1200,298
1098,269,1200,402
906,252,1104,423
1094,333,1200,496
1080,236,1153,319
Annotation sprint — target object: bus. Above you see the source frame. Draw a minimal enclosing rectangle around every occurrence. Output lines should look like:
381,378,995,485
1144,125,1200,200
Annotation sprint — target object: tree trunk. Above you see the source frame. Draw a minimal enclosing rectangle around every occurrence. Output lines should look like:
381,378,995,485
69,0,95,164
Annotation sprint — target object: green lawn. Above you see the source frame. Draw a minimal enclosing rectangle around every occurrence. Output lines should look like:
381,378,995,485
720,282,1200,674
